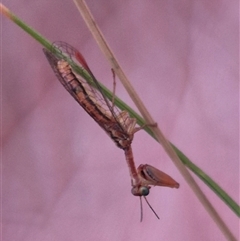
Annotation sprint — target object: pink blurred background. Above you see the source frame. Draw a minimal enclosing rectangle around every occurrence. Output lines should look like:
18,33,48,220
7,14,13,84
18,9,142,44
2,1,239,240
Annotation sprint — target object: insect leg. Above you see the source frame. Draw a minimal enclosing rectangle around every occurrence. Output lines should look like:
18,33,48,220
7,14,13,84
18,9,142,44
111,69,117,109
133,122,158,134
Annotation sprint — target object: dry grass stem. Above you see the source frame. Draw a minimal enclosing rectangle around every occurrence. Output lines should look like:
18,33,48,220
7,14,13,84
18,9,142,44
73,1,237,240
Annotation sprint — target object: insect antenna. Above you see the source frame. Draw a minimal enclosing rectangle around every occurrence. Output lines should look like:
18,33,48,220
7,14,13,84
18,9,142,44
143,196,160,220
140,196,143,222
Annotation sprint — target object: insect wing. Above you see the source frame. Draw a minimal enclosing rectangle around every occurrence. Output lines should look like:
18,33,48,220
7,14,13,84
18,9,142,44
43,48,86,105
43,46,104,113
51,41,128,134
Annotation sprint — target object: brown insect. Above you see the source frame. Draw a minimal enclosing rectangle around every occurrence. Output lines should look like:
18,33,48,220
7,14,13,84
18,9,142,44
43,42,179,220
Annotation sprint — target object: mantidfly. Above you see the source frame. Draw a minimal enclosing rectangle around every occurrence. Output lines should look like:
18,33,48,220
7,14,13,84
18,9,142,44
43,42,179,221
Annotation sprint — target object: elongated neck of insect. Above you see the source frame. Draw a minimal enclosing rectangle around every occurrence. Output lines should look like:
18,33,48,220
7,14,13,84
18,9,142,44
124,146,139,185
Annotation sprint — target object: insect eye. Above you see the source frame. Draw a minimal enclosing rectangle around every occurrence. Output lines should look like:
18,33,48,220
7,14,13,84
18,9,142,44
139,186,150,196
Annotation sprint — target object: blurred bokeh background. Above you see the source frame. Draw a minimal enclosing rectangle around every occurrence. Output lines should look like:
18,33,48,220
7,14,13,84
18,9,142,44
2,1,239,240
